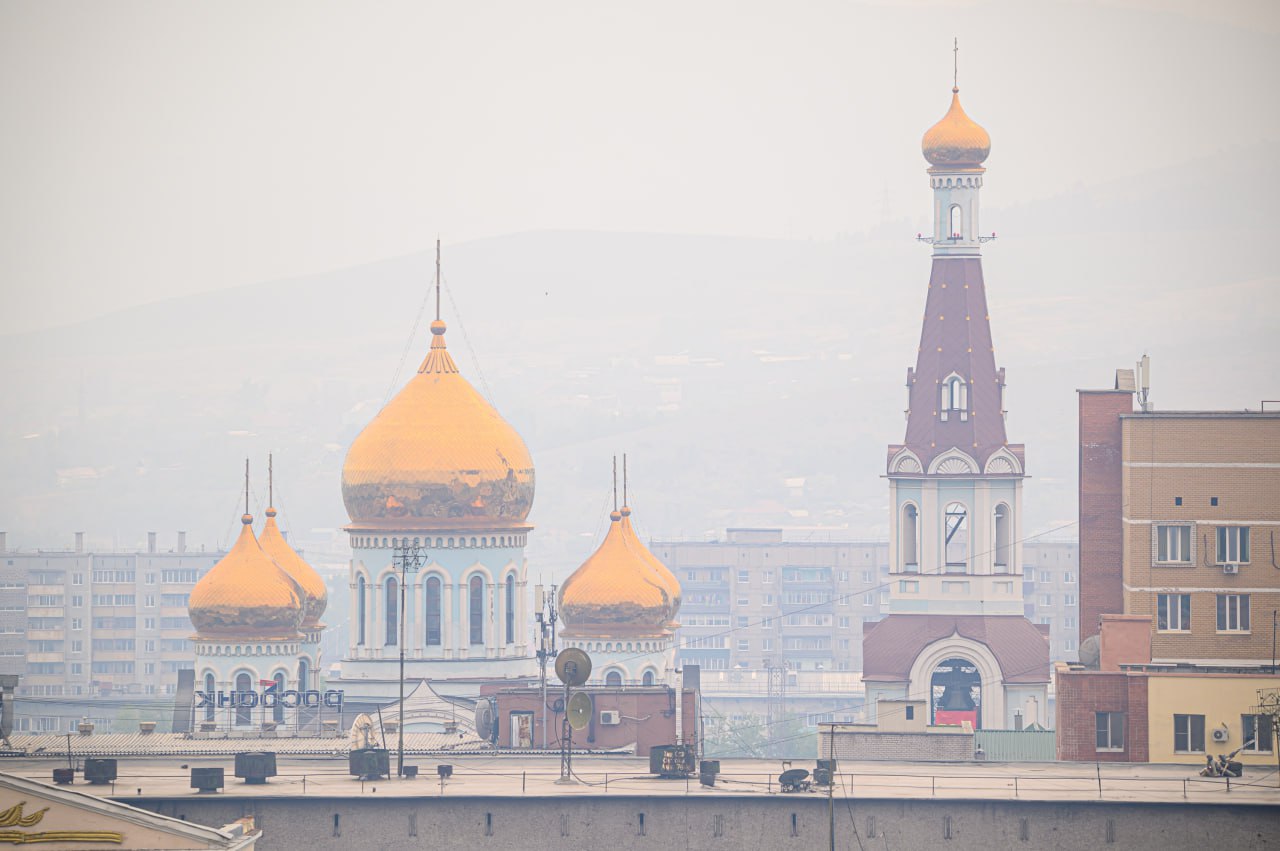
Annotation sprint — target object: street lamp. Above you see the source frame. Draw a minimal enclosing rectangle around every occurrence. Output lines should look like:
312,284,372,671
392,539,427,777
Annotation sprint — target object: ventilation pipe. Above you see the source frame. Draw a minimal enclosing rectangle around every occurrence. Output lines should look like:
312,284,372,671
75,532,84,553
177,531,187,554
147,532,157,554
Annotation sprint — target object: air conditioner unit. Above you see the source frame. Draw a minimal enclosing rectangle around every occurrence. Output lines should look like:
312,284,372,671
1222,563,1239,575
1212,727,1230,743
599,710,621,726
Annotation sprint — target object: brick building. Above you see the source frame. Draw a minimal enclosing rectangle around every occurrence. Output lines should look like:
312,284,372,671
1058,370,1280,762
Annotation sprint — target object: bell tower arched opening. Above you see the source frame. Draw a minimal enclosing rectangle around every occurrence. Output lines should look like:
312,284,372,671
930,657,981,728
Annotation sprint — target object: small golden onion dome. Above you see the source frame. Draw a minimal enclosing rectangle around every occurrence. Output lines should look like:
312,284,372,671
922,87,990,168
558,509,676,638
189,514,305,638
619,506,681,623
259,507,328,627
342,319,535,529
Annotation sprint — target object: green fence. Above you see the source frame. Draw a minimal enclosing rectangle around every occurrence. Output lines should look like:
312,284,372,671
974,729,1056,762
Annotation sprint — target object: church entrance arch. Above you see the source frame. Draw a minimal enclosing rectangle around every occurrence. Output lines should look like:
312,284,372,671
906,634,1004,729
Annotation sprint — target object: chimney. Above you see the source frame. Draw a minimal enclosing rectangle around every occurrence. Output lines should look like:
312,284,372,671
147,532,157,554
177,531,187,554
75,532,84,553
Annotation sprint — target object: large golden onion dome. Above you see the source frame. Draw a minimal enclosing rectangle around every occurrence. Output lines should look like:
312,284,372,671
341,318,535,529
259,506,328,627
189,514,305,638
618,505,681,624
922,87,990,168
559,508,679,637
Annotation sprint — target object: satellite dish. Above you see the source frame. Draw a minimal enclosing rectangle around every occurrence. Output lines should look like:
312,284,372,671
1079,635,1101,670
567,692,593,731
555,648,592,687
474,699,496,742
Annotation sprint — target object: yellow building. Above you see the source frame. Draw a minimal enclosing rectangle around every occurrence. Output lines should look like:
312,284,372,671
1146,673,1276,766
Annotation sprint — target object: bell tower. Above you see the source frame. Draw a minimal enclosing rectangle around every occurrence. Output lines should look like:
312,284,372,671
862,64,1048,730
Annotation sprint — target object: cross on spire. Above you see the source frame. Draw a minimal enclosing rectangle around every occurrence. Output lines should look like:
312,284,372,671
244,458,250,517
953,37,959,89
435,238,442,322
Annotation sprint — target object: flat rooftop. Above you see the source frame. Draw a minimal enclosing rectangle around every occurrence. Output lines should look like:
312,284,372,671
1,754,1276,807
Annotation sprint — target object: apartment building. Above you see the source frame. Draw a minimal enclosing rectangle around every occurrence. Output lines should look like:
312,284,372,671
0,532,224,733
1022,540,1080,662
1058,370,1280,762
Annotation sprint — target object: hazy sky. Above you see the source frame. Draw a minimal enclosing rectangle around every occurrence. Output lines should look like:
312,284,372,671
2,0,1278,334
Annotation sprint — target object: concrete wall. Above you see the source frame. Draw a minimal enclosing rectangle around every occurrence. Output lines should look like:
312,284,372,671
134,795,1277,851
818,728,974,761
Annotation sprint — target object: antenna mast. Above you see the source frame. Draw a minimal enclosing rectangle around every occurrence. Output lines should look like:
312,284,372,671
244,459,250,517
268,453,273,506
623,453,628,506
612,456,618,511
953,37,959,89
435,238,442,322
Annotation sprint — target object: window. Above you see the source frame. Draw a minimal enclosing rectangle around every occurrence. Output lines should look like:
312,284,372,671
863,594,874,607
942,581,970,594
1040,570,1052,583
737,640,749,651
1064,572,1076,584
1243,715,1274,753
204,674,216,721
944,502,968,570
505,574,516,645
1064,594,1077,606
272,672,285,723
838,617,851,628
941,374,968,414
1174,714,1205,753
905,705,915,721
384,577,398,646
70,595,82,608
144,595,155,608
1216,527,1250,564
1210,497,1219,507
1155,524,1192,563
1174,497,1183,506
1039,594,1053,606
899,580,919,593
1157,593,1191,631
1216,594,1250,632
469,576,484,645
235,673,252,726
71,640,82,653
901,504,919,572
736,617,749,628
762,638,774,651
605,670,623,687
861,570,872,584
1096,712,1125,751
737,570,750,583
356,577,366,646
72,573,83,586
298,658,310,692
948,204,962,239
736,597,749,607
70,619,82,631
762,570,774,584
425,576,442,646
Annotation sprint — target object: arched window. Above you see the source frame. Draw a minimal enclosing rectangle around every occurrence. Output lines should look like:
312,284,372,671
469,575,484,646
994,504,1011,570
204,673,216,721
942,376,968,412
642,670,656,686
356,577,367,646
505,574,516,645
298,658,309,693
949,204,962,239
605,670,623,687
272,672,286,723
425,576,442,646
235,672,252,726
385,577,398,646
901,504,919,572
944,502,969,572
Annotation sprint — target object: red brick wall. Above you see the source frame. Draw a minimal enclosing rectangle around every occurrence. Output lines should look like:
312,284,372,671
489,687,697,756
1054,665,1148,762
1078,390,1133,641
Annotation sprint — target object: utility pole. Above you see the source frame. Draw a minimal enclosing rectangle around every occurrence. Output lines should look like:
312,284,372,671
393,540,427,777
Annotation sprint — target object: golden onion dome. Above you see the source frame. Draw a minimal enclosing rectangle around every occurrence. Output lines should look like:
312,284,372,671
259,507,328,627
341,319,535,530
558,509,676,637
618,506,681,623
922,87,990,168
189,514,305,638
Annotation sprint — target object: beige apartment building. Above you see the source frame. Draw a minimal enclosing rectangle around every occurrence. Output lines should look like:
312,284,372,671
1120,412,1280,666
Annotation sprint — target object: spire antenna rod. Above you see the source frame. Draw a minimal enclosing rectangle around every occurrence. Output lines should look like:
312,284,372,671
435,238,442,322
953,37,959,89
623,453,628,506
612,456,618,511
244,459,250,517
268,453,273,506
